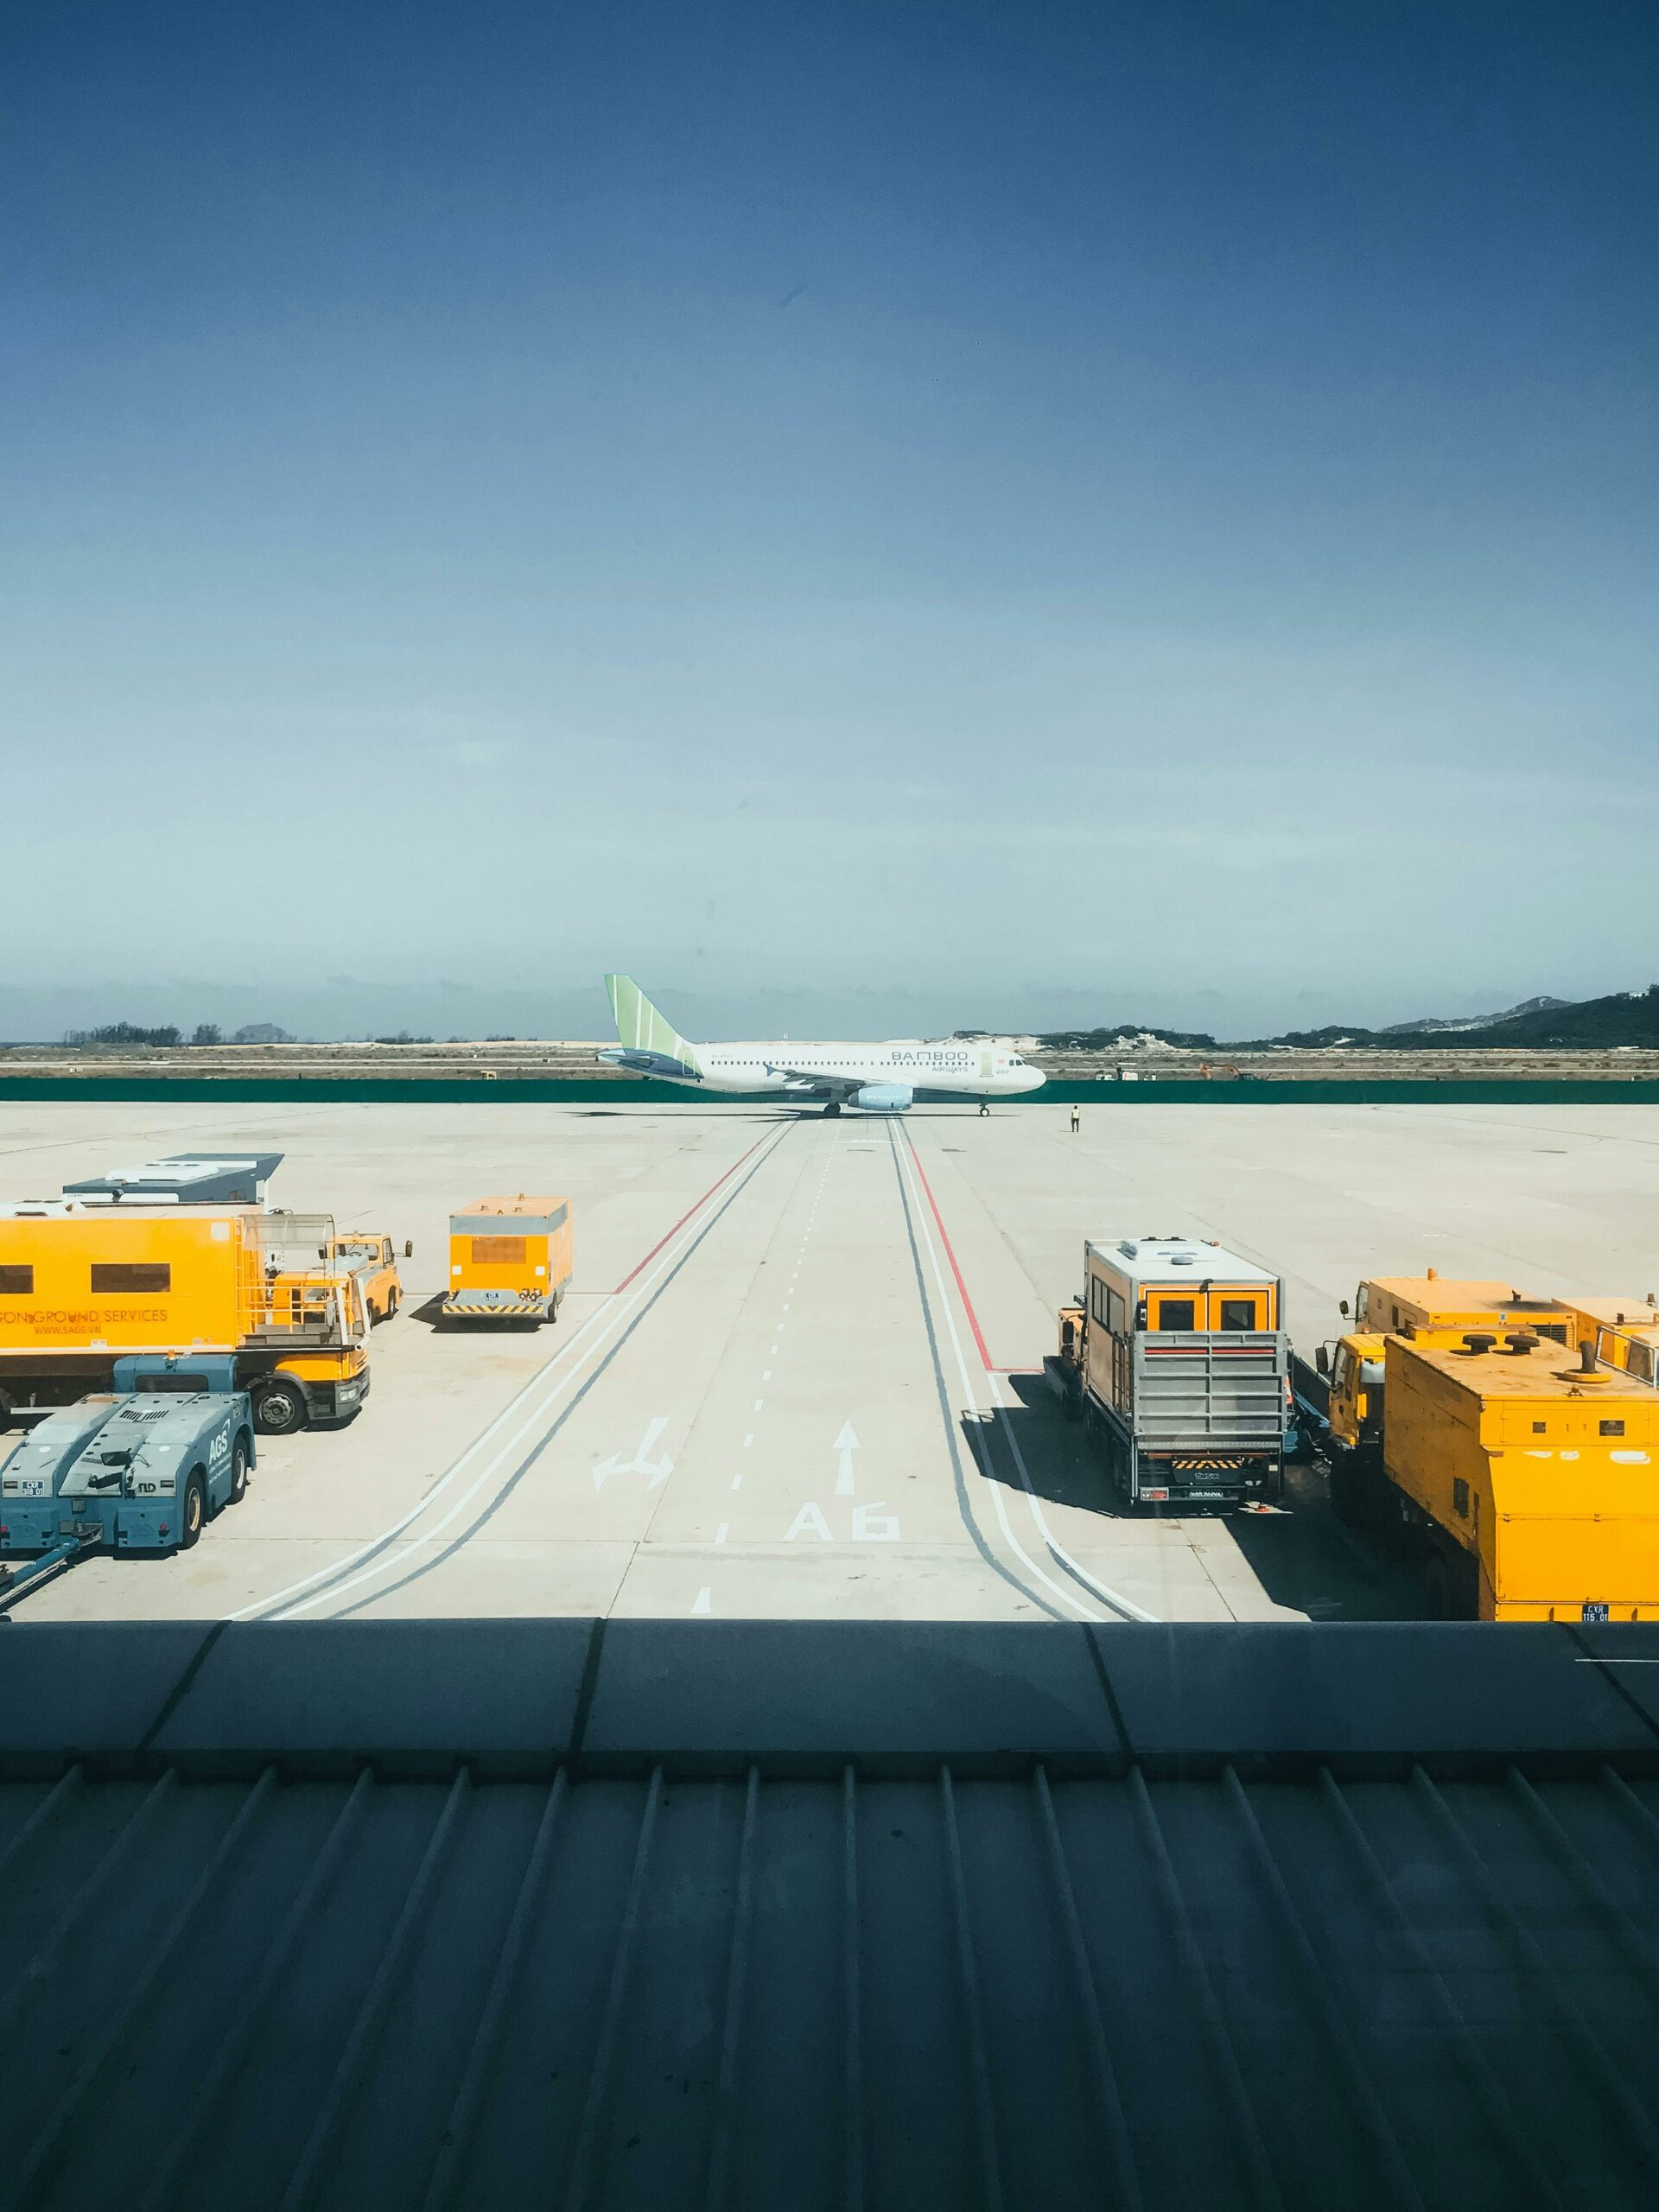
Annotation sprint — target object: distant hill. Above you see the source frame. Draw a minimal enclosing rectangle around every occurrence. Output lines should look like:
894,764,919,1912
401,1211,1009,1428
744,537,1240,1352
1036,988,1659,1053
1240,988,1659,1052
1035,1024,1219,1051
1382,995,1571,1037
1450,987,1659,1049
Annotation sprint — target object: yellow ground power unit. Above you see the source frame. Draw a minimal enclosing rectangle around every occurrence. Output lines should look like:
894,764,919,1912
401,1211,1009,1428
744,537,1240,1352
1378,1331,1659,1621
442,1196,574,1325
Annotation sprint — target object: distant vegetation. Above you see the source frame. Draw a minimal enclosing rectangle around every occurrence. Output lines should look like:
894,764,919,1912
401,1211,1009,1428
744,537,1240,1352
62,1022,182,1047
59,1020,294,1048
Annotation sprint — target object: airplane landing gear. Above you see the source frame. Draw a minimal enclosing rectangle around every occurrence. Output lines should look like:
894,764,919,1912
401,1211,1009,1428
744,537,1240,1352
978,1101,990,1117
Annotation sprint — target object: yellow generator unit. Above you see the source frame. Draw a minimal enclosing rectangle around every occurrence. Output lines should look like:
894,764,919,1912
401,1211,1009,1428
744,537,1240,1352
443,1196,573,1325
1379,1332,1659,1620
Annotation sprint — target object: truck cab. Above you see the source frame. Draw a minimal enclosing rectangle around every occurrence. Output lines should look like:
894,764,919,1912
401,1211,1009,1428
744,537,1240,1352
1323,1332,1388,1452
1552,1297,1659,1384
327,1232,404,1324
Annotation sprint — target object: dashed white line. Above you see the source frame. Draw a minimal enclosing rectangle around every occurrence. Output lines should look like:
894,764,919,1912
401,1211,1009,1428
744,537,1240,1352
743,1433,754,1447
715,1522,729,1544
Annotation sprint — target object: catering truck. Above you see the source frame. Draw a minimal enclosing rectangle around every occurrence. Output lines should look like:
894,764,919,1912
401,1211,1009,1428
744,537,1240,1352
1047,1236,1290,1507
0,1200,370,1434
442,1196,574,1325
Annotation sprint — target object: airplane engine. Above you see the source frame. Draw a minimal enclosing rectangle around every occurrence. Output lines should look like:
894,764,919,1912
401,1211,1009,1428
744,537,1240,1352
852,1084,913,1112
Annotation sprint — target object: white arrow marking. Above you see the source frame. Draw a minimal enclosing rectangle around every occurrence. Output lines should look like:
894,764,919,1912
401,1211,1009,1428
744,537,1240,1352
592,1415,675,1490
834,1422,860,1497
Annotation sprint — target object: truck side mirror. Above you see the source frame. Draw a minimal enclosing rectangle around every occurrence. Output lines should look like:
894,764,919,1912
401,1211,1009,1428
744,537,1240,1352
1338,1300,1349,1318
404,1240,413,1259
1315,1345,1330,1376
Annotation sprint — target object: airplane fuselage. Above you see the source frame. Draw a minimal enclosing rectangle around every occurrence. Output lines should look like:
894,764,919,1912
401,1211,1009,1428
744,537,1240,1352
599,1039,1045,1101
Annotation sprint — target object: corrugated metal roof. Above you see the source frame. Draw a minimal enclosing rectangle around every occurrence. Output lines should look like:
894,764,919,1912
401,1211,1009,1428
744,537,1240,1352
3,1620,1659,2210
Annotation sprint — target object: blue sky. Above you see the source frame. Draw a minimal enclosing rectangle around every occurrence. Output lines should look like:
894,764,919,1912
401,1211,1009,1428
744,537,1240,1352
3,0,1656,1041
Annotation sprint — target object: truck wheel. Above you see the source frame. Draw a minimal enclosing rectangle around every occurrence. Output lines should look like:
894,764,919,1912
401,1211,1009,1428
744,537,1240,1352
253,1378,308,1435
180,1472,206,1550
230,1437,249,1504
385,1289,398,1320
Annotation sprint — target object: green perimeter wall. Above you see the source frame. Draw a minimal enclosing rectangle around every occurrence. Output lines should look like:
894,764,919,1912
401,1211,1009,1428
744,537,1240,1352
3,1077,1659,1107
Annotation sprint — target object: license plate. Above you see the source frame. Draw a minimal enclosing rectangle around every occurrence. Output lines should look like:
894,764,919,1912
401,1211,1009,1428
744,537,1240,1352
1582,1602,1610,1624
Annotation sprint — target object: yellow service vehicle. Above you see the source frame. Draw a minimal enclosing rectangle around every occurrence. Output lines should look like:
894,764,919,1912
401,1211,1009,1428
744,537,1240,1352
443,1196,574,1325
327,1232,408,1325
1552,1296,1659,1383
1342,1331,1659,1620
1297,1274,1575,1474
1046,1236,1290,1507
0,1200,370,1435
1344,1272,1571,1344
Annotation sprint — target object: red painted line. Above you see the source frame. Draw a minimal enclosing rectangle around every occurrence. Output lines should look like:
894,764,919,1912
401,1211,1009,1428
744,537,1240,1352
609,1133,772,1293
900,1129,996,1372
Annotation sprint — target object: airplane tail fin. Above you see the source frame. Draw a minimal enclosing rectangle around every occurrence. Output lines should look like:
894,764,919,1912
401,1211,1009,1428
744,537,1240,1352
604,975,704,1076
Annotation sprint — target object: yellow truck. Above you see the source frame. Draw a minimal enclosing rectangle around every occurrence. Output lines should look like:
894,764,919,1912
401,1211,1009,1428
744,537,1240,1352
0,1200,371,1435
1298,1274,1575,1482
442,1196,573,1325
1355,1332,1659,1619
1046,1236,1291,1507
1553,1296,1659,1384
327,1232,407,1325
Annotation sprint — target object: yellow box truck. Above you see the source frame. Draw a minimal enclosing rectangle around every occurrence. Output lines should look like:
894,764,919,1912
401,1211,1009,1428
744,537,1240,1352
1047,1236,1290,1507
442,1197,573,1325
0,1200,370,1435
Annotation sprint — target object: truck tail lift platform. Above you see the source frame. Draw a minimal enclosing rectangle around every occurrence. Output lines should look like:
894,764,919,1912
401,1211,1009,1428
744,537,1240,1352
0,1355,253,1612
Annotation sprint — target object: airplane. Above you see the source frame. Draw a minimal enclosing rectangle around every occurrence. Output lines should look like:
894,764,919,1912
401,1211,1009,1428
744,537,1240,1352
596,976,1046,1115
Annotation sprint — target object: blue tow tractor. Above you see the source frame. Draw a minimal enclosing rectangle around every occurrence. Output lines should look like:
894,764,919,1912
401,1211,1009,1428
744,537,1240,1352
0,1355,254,1611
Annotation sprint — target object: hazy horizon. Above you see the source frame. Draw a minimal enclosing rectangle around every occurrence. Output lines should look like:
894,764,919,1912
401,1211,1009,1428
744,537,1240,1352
5,3,1655,1027
0,970,1640,1048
